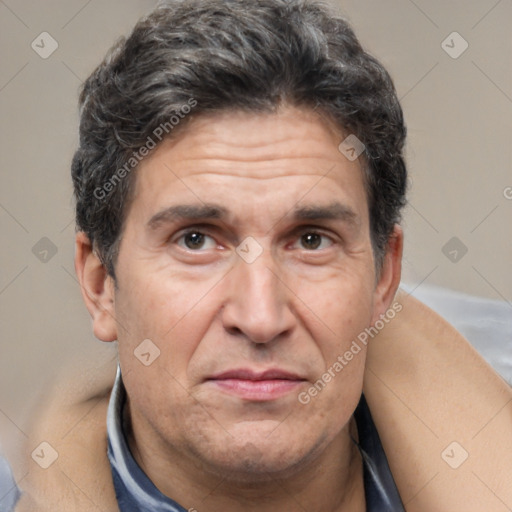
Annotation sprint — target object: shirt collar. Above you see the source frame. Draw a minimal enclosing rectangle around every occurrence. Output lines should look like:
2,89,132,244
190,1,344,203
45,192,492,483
107,365,404,512
107,365,186,511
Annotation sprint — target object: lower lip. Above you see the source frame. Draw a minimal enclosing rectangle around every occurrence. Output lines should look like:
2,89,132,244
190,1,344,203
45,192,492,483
208,379,304,401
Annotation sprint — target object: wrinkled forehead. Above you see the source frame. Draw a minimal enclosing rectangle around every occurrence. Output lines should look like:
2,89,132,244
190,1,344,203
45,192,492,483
118,107,368,242
130,106,368,212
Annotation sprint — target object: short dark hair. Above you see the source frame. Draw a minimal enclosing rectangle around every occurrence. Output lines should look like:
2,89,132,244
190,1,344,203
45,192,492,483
71,0,407,279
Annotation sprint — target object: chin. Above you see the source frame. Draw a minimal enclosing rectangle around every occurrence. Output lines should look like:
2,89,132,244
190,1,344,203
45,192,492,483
190,422,328,483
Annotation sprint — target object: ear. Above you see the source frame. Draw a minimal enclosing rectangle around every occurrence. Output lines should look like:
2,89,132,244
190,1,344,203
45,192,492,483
371,224,403,324
74,232,117,342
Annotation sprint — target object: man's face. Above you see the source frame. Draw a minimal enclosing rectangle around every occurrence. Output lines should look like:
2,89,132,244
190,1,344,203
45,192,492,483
108,105,397,479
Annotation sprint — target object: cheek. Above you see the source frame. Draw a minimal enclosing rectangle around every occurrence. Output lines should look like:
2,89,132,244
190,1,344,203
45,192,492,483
300,330,368,429
115,279,213,438
295,271,373,410
298,269,375,349
116,258,211,332
114,267,216,383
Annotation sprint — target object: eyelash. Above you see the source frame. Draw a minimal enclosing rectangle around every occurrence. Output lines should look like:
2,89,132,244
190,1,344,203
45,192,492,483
173,226,336,252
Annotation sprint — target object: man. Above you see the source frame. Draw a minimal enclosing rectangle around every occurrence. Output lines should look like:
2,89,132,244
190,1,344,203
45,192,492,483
14,0,512,510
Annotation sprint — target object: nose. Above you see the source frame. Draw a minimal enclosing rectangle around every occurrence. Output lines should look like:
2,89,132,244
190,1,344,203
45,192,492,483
221,248,296,344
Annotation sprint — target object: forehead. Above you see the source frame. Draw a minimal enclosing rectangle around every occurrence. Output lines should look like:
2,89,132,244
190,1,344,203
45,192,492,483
128,105,368,227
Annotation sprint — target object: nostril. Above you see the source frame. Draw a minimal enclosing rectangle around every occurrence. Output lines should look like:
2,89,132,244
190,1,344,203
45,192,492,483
226,326,243,336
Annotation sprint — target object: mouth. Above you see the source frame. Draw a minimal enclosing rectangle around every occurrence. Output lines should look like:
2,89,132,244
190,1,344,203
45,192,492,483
205,368,307,401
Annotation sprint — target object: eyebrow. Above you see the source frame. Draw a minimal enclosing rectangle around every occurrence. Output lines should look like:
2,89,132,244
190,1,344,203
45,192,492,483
147,203,229,231
292,202,358,225
146,201,359,231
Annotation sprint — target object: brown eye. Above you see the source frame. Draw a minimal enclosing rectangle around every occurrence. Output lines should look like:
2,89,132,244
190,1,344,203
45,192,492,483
184,232,205,249
177,231,216,251
301,233,322,250
298,232,333,251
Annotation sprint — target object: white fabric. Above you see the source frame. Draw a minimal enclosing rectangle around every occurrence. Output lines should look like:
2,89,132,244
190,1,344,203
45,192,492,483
402,283,512,385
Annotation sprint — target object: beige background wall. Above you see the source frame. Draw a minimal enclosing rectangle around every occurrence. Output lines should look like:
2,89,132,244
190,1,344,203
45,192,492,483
1,0,511,465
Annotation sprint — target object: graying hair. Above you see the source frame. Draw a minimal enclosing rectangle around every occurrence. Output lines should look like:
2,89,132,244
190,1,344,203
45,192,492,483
71,0,407,278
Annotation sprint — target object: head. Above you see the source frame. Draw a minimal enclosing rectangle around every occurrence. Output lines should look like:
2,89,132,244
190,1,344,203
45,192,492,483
74,0,406,484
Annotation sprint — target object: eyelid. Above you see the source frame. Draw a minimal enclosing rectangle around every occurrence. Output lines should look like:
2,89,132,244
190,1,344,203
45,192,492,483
169,224,339,250
290,228,336,250
291,223,338,239
171,226,219,251
170,223,218,239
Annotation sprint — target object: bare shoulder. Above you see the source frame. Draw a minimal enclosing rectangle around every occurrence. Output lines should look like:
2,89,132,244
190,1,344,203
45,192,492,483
16,358,119,512
365,291,512,512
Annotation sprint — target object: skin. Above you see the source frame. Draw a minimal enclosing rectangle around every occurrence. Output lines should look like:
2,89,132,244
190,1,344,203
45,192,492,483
16,292,512,512
14,106,511,511
18,105,401,511
364,289,512,512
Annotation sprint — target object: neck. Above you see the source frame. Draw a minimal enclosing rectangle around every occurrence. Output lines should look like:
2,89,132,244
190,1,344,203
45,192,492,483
124,401,365,512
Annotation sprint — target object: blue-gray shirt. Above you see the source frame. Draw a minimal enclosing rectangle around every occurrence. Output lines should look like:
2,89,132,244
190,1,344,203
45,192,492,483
107,366,405,511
